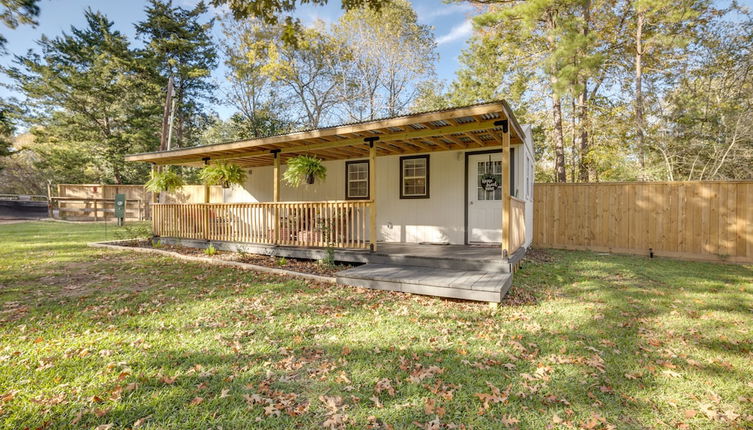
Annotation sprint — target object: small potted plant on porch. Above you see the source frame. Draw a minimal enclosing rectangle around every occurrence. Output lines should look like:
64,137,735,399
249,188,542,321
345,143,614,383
199,162,247,188
145,168,185,193
283,155,327,186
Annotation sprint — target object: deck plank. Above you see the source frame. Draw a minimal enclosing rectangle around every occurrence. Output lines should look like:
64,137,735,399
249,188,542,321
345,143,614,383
336,263,513,303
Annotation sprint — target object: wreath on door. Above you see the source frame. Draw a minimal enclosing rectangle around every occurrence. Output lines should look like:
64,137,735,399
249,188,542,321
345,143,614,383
480,173,499,191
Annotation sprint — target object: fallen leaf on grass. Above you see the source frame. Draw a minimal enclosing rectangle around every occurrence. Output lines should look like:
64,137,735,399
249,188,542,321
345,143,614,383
71,411,84,425
93,407,110,417
424,398,445,417
501,415,520,426
474,382,509,412
189,396,203,406
160,375,176,385
133,415,151,428
370,396,383,408
375,378,395,396
264,404,280,417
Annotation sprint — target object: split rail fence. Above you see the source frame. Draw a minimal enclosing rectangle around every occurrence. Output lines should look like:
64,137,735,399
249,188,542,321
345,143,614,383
533,181,753,263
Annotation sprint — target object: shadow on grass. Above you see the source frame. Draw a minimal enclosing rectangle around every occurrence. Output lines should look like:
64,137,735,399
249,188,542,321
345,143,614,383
1,235,752,428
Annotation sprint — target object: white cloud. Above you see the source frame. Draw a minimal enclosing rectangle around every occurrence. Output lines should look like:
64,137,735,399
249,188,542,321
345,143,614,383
418,3,474,23
436,19,473,45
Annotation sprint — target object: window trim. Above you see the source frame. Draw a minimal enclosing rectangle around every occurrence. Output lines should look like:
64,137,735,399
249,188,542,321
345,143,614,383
344,160,370,200
399,154,430,199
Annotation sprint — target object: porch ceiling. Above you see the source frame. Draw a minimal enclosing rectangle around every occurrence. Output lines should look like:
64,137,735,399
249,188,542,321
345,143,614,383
125,100,525,168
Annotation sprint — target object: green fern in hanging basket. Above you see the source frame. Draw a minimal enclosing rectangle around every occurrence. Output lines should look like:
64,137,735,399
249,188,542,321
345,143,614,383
283,155,327,187
145,168,185,193
199,162,247,188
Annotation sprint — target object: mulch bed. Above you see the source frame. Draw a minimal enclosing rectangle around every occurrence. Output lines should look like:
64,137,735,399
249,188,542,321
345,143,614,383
122,240,356,277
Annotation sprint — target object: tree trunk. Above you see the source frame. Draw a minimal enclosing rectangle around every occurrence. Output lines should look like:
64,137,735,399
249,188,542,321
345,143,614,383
545,14,567,183
635,11,646,173
159,76,174,151
576,88,590,182
577,0,591,183
551,90,567,182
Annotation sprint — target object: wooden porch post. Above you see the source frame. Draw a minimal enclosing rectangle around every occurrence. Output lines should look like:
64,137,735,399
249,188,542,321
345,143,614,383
272,150,281,245
366,137,378,252
151,165,158,204
202,158,211,204
499,120,511,258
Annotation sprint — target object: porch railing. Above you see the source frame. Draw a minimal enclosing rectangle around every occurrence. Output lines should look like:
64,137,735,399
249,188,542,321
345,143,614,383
152,201,373,249
510,197,526,253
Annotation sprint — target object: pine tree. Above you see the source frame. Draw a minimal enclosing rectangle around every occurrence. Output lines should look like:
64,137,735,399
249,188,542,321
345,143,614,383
136,0,218,149
6,10,162,184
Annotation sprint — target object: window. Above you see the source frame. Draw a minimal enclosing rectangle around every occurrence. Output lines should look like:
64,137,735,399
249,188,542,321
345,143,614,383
400,155,429,199
477,159,502,201
345,160,369,200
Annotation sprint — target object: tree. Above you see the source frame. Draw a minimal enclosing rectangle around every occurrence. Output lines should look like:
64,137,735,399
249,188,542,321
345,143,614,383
136,0,218,149
0,98,18,160
6,10,162,184
220,17,291,138
332,0,438,121
239,22,349,128
1,0,40,50
209,0,390,44
656,18,753,180
445,0,731,183
1,0,41,167
629,0,712,173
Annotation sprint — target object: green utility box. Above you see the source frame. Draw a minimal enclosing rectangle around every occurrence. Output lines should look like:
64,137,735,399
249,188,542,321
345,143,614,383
114,193,126,225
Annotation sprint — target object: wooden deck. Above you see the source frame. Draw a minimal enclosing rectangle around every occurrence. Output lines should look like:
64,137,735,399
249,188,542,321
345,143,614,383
158,237,524,302
336,264,512,303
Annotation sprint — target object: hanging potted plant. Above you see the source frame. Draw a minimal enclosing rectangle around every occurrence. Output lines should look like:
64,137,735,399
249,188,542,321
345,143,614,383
145,168,185,193
283,155,327,186
199,162,247,188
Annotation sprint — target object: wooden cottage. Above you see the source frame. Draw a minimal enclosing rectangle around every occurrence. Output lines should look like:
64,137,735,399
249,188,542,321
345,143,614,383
125,100,535,302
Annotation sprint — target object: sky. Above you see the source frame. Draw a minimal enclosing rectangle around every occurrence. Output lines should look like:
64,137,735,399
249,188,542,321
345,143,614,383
0,0,479,119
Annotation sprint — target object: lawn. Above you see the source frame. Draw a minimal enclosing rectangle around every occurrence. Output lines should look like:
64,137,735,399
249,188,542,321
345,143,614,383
0,221,751,429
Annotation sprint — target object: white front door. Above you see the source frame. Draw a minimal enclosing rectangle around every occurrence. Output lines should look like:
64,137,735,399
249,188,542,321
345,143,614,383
467,152,503,243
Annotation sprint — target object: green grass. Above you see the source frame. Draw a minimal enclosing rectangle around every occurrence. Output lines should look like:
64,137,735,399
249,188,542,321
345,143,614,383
0,221,751,429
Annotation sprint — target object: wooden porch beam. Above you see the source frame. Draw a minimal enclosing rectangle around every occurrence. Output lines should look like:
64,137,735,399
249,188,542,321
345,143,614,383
148,119,503,165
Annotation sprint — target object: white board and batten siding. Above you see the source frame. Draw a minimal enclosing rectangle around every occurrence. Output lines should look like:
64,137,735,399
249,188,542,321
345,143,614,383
224,126,535,246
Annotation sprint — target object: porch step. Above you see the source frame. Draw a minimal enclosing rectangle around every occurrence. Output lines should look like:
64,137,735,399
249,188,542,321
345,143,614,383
336,264,512,303
362,252,513,272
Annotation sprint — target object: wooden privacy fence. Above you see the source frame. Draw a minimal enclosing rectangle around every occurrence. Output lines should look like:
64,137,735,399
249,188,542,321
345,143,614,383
161,185,223,204
534,181,753,263
153,201,374,249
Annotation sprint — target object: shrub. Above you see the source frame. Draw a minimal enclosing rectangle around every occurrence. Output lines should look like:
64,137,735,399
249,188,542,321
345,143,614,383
113,224,152,241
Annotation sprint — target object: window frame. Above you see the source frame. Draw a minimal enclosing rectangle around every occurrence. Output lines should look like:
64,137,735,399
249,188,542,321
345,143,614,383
399,154,430,199
344,160,370,200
